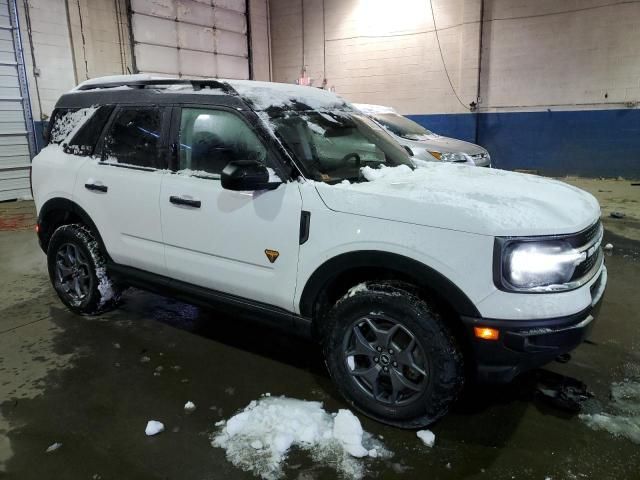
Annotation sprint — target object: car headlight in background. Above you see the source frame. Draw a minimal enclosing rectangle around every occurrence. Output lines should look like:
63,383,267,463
428,151,469,163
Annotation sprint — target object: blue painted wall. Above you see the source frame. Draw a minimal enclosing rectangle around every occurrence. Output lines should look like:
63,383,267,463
407,113,477,145
408,109,640,179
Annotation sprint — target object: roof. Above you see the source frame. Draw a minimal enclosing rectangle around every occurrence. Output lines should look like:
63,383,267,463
69,75,352,113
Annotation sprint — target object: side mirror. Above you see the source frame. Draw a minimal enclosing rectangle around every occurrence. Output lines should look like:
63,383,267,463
221,160,280,191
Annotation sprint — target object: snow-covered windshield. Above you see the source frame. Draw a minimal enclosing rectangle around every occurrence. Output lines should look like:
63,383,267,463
270,112,413,183
373,113,435,141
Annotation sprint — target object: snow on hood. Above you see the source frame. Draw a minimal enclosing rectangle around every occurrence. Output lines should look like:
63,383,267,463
316,164,600,237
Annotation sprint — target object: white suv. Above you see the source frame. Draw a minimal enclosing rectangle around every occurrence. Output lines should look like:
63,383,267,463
32,76,607,428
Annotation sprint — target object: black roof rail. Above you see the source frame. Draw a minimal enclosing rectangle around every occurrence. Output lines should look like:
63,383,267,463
76,78,236,94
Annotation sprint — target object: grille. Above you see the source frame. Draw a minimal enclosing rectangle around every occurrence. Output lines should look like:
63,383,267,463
572,249,600,280
567,221,602,248
568,221,603,282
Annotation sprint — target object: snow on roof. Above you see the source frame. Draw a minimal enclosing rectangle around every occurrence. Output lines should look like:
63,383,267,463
352,103,397,116
225,79,350,111
72,75,351,112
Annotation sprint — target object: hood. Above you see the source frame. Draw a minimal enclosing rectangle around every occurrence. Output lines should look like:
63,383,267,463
395,133,486,155
314,164,600,237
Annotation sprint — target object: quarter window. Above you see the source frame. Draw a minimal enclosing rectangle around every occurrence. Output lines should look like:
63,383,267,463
102,107,164,169
48,108,81,145
178,108,267,176
65,105,114,156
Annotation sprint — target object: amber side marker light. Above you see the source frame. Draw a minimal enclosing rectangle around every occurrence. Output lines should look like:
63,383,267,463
474,326,500,341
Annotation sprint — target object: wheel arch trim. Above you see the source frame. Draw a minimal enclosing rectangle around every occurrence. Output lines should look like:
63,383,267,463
37,197,110,260
299,250,481,319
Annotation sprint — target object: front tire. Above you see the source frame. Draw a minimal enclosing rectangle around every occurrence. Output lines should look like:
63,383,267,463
322,282,464,428
47,224,120,315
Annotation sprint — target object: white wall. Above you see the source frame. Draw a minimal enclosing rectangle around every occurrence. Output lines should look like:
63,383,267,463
17,0,77,120
269,0,640,115
67,0,132,81
250,0,270,80
480,0,640,111
270,0,481,114
17,0,130,120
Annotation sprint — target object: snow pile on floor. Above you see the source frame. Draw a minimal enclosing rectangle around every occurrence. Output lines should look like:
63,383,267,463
46,442,62,453
580,381,640,444
145,420,165,436
416,429,435,447
212,396,389,479
95,266,117,307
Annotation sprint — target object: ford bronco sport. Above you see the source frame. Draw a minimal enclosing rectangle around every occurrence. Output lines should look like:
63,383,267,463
32,75,607,428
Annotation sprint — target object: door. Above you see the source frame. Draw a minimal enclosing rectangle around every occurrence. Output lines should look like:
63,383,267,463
160,106,302,311
130,0,249,79
74,106,168,275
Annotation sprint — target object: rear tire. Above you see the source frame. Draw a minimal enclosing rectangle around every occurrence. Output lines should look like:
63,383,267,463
322,282,464,428
47,224,121,315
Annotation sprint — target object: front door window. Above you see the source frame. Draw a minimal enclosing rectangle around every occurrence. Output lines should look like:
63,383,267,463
178,108,267,177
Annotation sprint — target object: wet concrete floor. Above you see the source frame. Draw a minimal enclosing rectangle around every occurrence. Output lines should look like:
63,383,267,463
1,202,639,480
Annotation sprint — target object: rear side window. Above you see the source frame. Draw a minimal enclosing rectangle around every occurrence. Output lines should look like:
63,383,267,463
102,107,165,169
64,105,114,156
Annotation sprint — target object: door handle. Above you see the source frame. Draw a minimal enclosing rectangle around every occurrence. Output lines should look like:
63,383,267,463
85,183,108,193
170,195,201,208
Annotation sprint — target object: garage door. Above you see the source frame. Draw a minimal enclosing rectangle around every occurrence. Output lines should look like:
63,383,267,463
130,0,249,79
0,0,35,201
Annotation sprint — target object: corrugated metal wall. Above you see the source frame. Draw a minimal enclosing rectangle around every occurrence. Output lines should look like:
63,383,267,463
130,0,250,79
0,0,34,201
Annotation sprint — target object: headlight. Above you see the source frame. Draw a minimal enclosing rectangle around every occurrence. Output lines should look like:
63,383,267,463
504,240,586,289
495,238,596,292
428,151,469,163
495,222,604,293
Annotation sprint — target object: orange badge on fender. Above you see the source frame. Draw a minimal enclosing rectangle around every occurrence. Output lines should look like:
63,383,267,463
265,249,280,263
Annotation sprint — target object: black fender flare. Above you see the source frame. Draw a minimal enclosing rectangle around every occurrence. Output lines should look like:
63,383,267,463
299,250,481,319
37,197,109,259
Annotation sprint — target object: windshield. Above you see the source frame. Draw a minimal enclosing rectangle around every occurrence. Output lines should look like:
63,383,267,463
270,111,413,183
373,113,435,141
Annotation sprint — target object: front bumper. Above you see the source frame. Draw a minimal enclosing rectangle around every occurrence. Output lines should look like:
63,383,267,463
462,266,607,383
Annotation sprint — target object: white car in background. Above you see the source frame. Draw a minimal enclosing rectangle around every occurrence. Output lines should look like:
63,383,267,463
354,103,491,167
